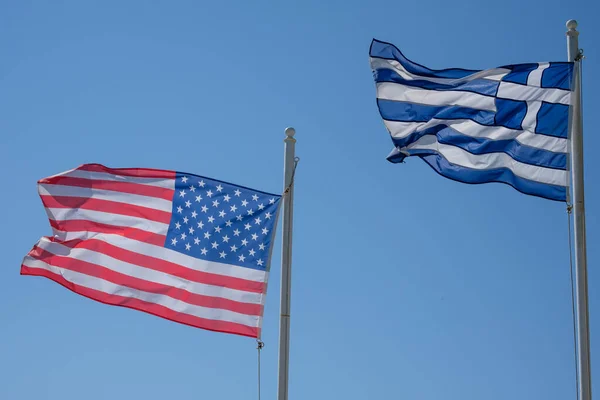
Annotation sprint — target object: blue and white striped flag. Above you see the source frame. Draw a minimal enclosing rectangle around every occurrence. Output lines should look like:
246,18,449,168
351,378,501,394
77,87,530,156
369,39,573,201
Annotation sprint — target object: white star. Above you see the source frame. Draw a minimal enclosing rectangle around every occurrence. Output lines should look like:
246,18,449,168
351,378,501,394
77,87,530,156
238,254,246,262
183,217,189,224
216,184,223,192
194,237,200,245
254,217,262,225
225,220,233,227
198,180,206,188
201,247,208,255
219,251,227,259
177,206,183,214
185,200,191,208
208,216,215,223
259,243,266,250
222,235,230,243
251,233,258,241
191,211,198,218
265,212,272,219
252,194,259,201
215,226,222,233
195,195,202,203
258,203,265,210
219,210,226,218
179,190,186,198
171,238,178,245
230,204,238,212
244,223,252,230
249,249,256,256
197,221,204,229
212,199,220,207
247,209,254,216
223,194,231,202
262,228,269,235
201,205,209,213
241,199,249,207
234,189,241,197
181,176,188,183
185,243,191,251
233,229,241,236
269,198,276,204
257,259,264,267
206,190,213,197
181,233,187,240
175,222,181,230
204,232,211,239
236,214,243,221
189,185,196,192
211,241,219,249
189,227,195,234
230,245,238,252
241,239,249,246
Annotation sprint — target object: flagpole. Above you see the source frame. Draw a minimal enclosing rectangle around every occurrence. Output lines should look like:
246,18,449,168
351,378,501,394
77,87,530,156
278,127,296,400
566,19,591,400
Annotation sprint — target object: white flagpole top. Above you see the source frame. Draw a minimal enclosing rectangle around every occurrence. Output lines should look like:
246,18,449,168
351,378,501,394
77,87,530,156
285,127,296,137
567,19,578,30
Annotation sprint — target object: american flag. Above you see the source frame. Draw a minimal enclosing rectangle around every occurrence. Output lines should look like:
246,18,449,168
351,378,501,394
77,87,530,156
21,164,282,338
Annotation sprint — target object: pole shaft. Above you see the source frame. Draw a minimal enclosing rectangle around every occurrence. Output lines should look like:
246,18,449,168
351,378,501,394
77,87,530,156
277,127,296,400
567,19,591,400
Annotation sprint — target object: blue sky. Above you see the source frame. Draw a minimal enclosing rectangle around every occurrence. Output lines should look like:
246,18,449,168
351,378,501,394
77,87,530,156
1,0,598,399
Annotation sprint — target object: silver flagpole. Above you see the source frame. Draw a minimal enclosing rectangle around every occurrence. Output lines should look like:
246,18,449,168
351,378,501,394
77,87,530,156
566,19,592,400
277,127,296,400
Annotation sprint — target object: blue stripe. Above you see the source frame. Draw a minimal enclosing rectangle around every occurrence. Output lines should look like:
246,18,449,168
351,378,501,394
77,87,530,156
391,126,566,170
377,99,495,125
370,39,479,80
542,62,573,90
386,149,566,201
373,67,499,96
536,102,569,138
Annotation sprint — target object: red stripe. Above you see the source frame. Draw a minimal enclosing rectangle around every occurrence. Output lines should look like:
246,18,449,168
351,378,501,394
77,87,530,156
39,176,174,201
54,237,265,294
21,266,258,338
78,164,176,179
27,247,262,316
49,219,166,247
41,195,172,224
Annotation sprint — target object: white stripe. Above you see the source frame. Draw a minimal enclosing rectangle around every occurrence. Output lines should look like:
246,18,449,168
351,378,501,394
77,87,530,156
35,238,263,305
384,119,567,154
405,136,567,186
497,81,571,105
63,169,175,190
370,57,510,85
47,231,267,283
39,184,173,213
46,208,170,235
527,63,550,87
22,257,259,328
376,82,496,111
521,101,542,132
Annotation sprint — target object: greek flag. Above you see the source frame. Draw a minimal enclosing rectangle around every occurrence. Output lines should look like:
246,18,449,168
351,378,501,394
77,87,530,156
369,39,574,201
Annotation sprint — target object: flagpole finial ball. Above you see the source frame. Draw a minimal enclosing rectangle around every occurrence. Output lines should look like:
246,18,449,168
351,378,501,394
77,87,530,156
566,20,578,30
285,127,295,137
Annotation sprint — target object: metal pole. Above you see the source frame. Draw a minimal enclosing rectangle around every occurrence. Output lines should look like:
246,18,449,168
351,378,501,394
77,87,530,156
566,19,591,400
277,127,296,400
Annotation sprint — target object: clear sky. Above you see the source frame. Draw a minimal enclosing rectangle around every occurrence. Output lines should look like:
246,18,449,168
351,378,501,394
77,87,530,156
1,0,598,399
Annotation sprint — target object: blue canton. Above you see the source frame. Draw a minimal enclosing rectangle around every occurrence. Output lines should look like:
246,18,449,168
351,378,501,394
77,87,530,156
165,173,281,271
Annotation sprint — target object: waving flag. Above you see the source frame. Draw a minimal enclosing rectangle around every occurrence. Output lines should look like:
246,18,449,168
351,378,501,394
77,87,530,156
21,164,281,338
369,39,573,201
